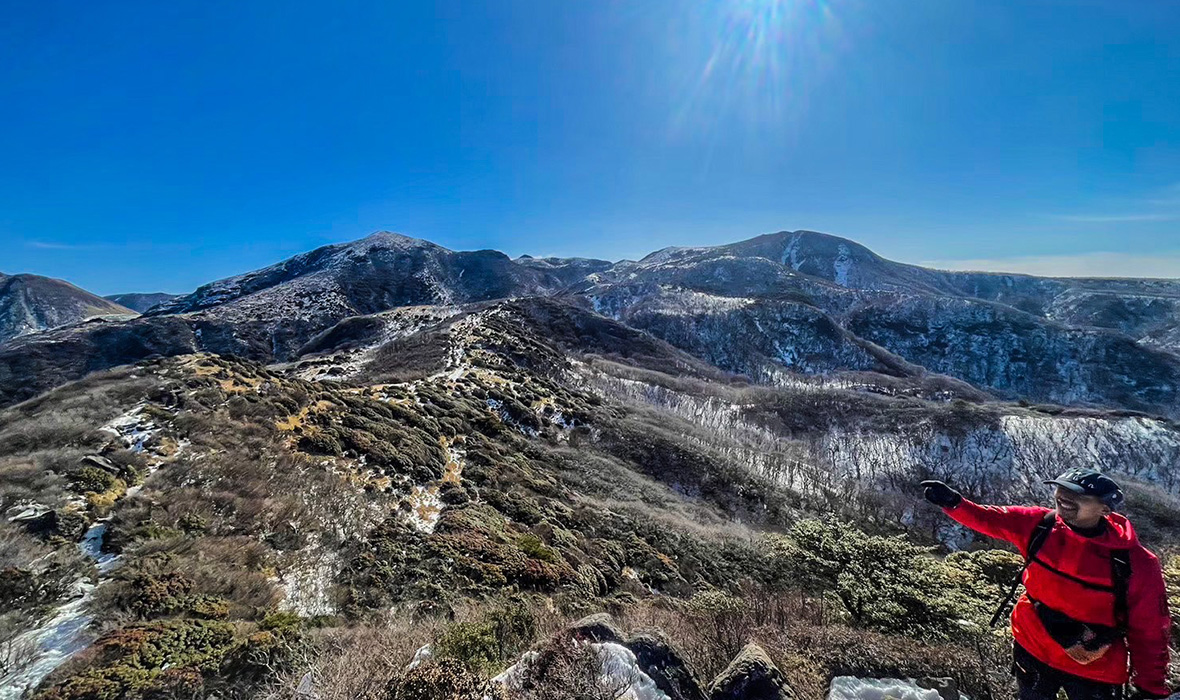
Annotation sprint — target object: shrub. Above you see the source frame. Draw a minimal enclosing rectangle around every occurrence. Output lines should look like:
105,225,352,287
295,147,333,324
780,518,969,639
385,658,500,700
297,431,343,457
517,534,558,563
434,601,536,674
36,620,237,700
69,467,117,495
499,631,633,700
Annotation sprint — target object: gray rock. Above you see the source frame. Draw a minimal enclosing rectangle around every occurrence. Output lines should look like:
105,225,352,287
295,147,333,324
570,612,623,644
6,503,51,522
709,643,794,700
916,677,959,700
81,454,121,475
626,631,706,700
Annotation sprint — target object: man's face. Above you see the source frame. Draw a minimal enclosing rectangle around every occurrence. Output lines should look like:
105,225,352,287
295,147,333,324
1054,486,1109,527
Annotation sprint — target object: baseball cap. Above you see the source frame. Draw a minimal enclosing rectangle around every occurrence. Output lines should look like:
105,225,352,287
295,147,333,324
1044,468,1124,508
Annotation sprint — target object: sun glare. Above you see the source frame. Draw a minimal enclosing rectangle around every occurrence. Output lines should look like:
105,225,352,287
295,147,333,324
671,0,849,137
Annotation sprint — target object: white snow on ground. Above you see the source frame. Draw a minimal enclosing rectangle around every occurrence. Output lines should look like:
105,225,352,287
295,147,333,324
0,586,100,700
781,232,804,270
403,441,466,533
833,244,854,287
821,413,1180,503
80,523,118,573
828,676,965,700
0,405,188,698
490,650,539,691
0,524,119,700
406,644,433,670
99,404,160,452
489,643,667,700
276,546,340,617
597,643,668,700
581,363,1180,525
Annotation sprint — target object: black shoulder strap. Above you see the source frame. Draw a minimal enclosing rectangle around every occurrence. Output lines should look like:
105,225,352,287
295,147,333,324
1026,511,1058,559
989,511,1057,628
1110,549,1131,633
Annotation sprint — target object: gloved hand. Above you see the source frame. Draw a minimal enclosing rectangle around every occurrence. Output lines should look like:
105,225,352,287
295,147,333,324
920,480,962,509
1126,686,1172,700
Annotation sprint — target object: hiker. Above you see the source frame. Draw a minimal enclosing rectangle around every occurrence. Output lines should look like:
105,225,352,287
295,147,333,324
921,470,1172,700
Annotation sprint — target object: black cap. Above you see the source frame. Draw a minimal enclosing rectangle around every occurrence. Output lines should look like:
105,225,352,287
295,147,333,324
1044,468,1124,508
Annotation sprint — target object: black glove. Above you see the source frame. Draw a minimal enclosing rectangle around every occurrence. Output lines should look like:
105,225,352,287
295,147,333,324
1127,686,1171,700
920,480,962,509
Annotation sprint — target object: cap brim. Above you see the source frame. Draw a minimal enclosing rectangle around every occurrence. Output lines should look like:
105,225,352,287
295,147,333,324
1043,479,1087,494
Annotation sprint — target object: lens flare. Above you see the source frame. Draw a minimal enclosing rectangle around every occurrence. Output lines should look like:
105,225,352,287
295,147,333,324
670,0,852,139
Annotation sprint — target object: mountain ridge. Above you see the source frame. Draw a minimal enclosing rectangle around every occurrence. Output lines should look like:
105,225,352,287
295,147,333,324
0,272,135,345
3,228,1179,417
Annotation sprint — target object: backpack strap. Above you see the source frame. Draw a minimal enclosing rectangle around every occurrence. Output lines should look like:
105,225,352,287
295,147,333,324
989,510,1057,628
1026,510,1058,559
1110,549,1131,633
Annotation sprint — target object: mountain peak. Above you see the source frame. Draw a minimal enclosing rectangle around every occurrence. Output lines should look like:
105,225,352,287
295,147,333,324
0,272,135,344
353,230,447,251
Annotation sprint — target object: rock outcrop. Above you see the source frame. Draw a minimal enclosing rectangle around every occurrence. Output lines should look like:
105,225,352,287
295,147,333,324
627,631,707,700
708,643,794,700
570,612,625,644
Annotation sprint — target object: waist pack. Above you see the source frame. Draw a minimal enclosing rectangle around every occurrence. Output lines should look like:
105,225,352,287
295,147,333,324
1030,596,1123,664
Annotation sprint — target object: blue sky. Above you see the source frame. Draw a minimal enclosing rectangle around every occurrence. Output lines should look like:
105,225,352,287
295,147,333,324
2,0,1178,294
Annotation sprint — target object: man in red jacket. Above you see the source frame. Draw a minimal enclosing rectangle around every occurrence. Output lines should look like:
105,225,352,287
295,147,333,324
922,469,1172,700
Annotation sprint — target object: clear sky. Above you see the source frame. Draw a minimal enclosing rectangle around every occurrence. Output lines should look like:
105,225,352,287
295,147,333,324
2,0,1178,294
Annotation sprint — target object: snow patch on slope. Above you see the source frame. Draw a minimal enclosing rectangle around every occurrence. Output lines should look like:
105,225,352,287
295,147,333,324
834,244,854,287
0,525,119,700
829,676,966,700
490,642,668,700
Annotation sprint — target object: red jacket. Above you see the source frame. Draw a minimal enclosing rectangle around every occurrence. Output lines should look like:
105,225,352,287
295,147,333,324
946,499,1171,695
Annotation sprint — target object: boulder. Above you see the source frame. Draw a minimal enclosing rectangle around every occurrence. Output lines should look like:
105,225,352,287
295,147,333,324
7,504,57,537
81,454,122,475
709,643,794,700
570,612,624,644
627,631,706,700
916,677,959,700
6,503,52,523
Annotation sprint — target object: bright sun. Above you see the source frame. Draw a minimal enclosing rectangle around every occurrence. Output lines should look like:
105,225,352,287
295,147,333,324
672,0,849,135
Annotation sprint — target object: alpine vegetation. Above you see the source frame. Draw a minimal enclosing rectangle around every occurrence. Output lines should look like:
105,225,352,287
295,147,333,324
1,230,1177,700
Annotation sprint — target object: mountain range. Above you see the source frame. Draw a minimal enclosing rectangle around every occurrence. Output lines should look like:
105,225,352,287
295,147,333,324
3,230,1178,416
2,228,1178,700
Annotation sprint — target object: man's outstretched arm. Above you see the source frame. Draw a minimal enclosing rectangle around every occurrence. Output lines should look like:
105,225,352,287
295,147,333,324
921,480,1048,554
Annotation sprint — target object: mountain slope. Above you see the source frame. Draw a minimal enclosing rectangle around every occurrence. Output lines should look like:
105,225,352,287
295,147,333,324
3,229,1179,418
103,292,179,313
144,232,578,360
3,314,1177,698
584,231,1180,415
0,273,135,344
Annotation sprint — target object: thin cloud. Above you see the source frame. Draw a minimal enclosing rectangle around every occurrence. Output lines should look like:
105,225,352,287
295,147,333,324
920,252,1180,279
1046,213,1178,223
1049,182,1180,220
25,240,118,251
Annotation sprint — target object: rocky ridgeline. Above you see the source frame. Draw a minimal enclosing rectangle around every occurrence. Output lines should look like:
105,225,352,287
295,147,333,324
3,229,1179,416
